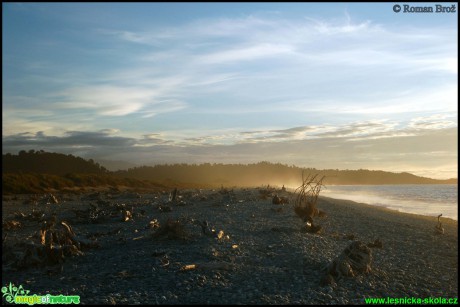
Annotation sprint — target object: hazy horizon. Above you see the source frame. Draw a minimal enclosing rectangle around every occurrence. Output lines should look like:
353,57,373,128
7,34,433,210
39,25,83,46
93,158,459,181
3,3,458,180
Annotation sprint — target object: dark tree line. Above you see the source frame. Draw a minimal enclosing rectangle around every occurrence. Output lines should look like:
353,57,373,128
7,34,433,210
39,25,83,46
3,150,108,175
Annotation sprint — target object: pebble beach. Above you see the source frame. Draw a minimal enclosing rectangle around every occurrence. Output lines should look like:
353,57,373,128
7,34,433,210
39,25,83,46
2,187,458,304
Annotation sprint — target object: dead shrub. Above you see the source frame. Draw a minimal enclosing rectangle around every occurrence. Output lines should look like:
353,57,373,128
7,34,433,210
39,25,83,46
293,172,326,233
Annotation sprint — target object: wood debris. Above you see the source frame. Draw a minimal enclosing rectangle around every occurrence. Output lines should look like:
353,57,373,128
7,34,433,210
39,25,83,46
3,216,98,270
435,214,444,234
321,241,372,286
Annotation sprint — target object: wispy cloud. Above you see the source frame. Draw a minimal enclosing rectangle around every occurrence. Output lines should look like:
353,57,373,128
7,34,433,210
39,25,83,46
198,43,294,64
6,116,451,149
3,130,137,147
408,114,458,130
53,87,147,116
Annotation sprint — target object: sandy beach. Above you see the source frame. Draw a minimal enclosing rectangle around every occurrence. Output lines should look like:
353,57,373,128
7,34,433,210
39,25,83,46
2,188,458,304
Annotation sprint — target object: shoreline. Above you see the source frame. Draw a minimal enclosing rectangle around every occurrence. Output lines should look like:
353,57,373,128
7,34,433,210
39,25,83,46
319,195,458,224
319,183,458,222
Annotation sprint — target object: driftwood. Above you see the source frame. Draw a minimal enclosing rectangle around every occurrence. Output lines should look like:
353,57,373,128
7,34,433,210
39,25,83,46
169,188,178,202
180,264,197,271
179,262,233,272
435,214,444,234
122,209,132,222
40,216,98,251
321,241,372,286
294,173,326,233
146,219,160,229
198,220,228,240
3,216,98,270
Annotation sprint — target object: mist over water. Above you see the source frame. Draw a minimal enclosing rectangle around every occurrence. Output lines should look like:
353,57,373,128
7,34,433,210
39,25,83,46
320,184,458,220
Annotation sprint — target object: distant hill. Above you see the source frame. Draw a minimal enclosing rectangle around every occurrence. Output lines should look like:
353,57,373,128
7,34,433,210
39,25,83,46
114,162,457,187
2,152,456,194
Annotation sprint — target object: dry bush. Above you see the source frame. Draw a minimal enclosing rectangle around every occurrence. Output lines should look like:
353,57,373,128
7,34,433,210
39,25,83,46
293,172,326,233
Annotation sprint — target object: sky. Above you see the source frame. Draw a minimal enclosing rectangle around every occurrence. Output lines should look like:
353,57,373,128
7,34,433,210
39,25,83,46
2,2,458,179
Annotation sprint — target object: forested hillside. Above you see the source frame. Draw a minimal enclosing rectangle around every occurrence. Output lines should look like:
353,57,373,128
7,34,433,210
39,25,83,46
2,151,456,194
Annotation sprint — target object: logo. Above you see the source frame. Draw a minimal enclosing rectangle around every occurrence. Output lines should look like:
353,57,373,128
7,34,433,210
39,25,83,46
2,283,80,305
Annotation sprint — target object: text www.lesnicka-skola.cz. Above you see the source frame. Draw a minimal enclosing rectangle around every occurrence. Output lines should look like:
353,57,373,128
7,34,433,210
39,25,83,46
365,297,458,305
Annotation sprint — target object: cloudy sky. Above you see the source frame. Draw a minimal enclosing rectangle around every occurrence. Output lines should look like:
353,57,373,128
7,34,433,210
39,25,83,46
2,3,458,178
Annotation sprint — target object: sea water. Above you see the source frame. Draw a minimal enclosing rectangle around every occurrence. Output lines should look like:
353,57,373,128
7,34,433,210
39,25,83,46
321,184,458,220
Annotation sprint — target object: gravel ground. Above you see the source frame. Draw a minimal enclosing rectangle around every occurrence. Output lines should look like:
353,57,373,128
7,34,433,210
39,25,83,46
2,188,458,304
